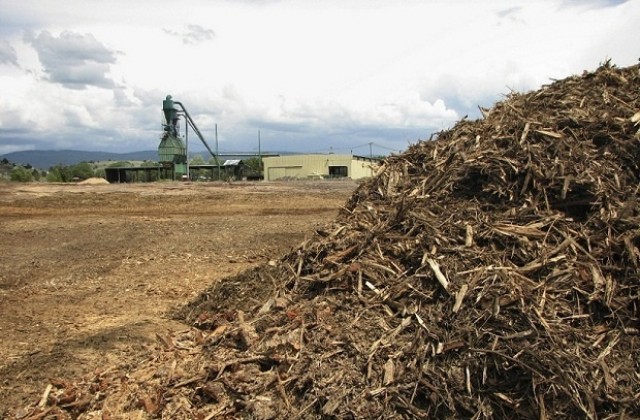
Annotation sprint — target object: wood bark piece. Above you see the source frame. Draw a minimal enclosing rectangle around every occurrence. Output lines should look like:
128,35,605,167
37,384,52,409
425,257,449,291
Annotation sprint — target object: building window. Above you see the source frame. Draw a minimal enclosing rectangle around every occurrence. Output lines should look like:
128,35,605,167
329,165,348,178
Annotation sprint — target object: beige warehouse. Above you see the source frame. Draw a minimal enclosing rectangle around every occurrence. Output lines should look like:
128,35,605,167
262,154,377,181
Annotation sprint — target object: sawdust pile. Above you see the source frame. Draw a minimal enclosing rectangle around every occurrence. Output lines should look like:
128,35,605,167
78,177,109,185
10,61,640,419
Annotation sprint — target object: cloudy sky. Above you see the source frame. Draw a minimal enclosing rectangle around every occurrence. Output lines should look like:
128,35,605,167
0,0,638,157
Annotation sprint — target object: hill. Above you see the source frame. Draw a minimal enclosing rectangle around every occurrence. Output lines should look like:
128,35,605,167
0,150,160,169
0,150,291,170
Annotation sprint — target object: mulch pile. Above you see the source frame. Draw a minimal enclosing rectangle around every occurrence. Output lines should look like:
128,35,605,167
78,177,110,185
9,61,640,419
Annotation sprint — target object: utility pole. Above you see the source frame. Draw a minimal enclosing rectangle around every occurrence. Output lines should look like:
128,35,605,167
215,123,220,179
185,116,189,179
258,130,262,177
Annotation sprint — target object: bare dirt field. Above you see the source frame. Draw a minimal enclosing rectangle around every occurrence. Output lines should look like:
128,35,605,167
0,180,356,414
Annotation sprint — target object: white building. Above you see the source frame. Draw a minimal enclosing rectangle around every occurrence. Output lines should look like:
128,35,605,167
262,154,377,181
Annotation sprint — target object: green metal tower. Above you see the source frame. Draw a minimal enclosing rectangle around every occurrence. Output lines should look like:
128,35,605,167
159,95,187,179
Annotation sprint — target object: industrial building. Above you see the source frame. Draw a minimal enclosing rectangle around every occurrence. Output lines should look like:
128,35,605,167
105,95,268,183
104,95,379,183
262,154,377,181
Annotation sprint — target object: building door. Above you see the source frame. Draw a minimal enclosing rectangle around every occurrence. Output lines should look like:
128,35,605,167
328,165,348,178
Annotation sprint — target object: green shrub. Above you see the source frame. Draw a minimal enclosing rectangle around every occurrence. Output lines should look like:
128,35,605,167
10,166,33,182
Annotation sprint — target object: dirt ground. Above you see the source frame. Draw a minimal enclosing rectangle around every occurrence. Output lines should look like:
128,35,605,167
0,180,356,413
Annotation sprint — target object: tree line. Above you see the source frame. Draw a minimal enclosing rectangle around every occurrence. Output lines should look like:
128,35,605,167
2,159,123,183
3,155,263,182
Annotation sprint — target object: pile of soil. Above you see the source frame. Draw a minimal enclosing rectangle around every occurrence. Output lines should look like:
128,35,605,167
9,61,640,419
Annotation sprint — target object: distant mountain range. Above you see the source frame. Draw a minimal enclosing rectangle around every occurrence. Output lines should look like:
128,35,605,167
0,149,280,169
0,150,159,169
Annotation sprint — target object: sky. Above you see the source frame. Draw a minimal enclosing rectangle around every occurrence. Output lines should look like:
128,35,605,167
0,0,638,157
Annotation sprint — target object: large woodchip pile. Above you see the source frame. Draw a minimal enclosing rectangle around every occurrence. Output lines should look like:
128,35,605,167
12,61,640,419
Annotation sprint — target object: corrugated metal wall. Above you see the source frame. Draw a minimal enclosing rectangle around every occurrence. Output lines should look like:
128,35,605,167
263,154,376,180
350,158,375,179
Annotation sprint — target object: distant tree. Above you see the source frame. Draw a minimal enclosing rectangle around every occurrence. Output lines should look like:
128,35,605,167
190,154,206,165
47,164,71,182
242,157,263,180
141,160,158,167
0,159,14,178
188,154,206,180
46,167,61,182
70,162,94,180
31,168,41,181
11,166,33,182
244,157,262,172
107,161,132,168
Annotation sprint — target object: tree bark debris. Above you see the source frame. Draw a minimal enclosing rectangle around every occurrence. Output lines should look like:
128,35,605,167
8,61,640,420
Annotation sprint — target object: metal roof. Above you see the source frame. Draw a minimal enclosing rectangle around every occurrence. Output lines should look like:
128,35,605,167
223,159,242,166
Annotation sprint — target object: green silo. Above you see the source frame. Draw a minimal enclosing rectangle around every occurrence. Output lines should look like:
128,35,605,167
159,95,187,178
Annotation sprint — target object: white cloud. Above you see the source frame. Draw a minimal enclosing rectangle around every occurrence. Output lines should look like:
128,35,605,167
23,30,117,89
0,38,19,66
163,24,216,45
0,0,638,156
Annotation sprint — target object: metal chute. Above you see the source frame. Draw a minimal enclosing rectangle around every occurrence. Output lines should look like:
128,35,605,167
158,95,220,179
